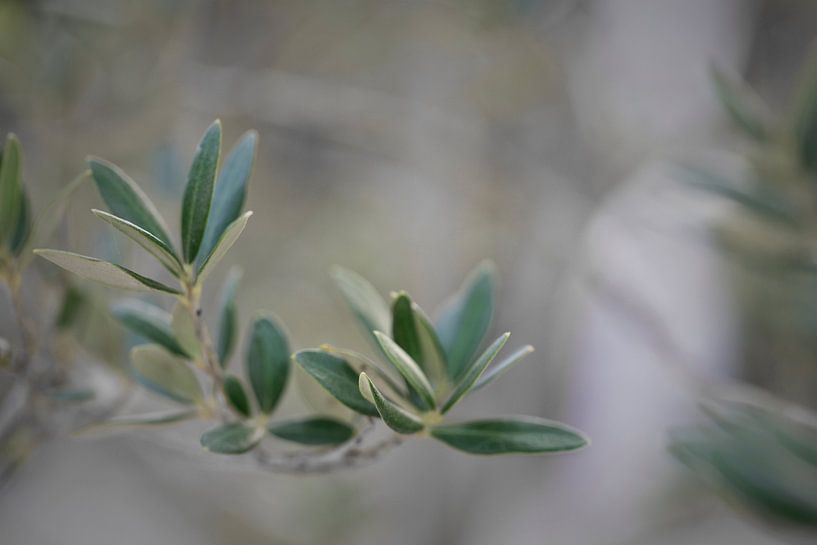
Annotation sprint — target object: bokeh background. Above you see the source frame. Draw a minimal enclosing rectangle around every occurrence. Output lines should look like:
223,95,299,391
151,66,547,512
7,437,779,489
1,0,816,544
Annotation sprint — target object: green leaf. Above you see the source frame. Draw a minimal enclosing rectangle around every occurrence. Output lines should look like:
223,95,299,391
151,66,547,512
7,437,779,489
92,209,182,276
34,249,182,295
130,344,203,404
359,373,424,434
330,266,391,345
392,292,423,363
181,120,221,263
217,267,242,367
441,332,509,414
10,189,31,256
55,285,88,331
430,418,588,455
197,130,257,268
196,211,252,282
111,299,188,357
711,66,772,142
413,303,449,391
223,375,251,417
96,409,197,428
793,50,817,175
294,349,378,416
472,345,534,392
373,331,436,409
246,315,290,414
675,163,799,226
170,302,201,360
268,417,355,445
87,157,173,247
200,423,263,454
0,133,23,249
436,261,496,380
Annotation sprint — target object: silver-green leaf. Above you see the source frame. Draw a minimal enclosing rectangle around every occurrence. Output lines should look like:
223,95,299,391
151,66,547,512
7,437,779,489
92,209,182,276
130,344,203,404
430,417,588,455
217,267,242,367
0,133,23,249
373,331,436,409
87,156,173,247
294,349,378,416
223,375,251,418
34,249,181,295
111,299,188,357
330,266,391,346
196,210,252,282
197,130,257,268
181,120,221,263
441,332,509,414
359,372,424,434
200,423,263,454
472,345,534,392
435,261,496,380
246,315,290,414
268,417,355,445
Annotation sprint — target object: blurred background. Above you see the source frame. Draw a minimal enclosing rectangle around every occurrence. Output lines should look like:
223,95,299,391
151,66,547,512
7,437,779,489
1,0,816,543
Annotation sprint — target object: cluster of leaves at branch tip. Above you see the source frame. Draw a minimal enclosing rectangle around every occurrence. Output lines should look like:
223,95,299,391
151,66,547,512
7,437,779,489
12,119,586,459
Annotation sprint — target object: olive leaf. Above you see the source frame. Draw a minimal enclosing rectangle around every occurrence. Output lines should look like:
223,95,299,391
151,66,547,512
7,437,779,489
246,315,290,414
171,303,201,359
196,210,252,282
197,130,257,268
435,261,496,380
711,66,772,142
359,373,423,434
223,375,251,417
181,120,221,263
373,331,435,409
10,189,31,257
441,332,509,414
268,417,355,445
294,349,378,416
112,299,188,357
34,249,181,295
130,344,203,404
472,345,533,392
217,267,242,367
200,423,263,454
87,156,173,247
330,266,391,345
430,418,588,455
92,209,183,276
0,133,23,250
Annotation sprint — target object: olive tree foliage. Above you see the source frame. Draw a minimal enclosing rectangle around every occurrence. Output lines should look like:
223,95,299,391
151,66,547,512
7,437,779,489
665,56,817,534
0,120,587,480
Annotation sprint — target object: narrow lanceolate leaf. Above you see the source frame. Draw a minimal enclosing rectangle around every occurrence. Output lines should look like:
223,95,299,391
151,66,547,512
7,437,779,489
181,120,222,262
294,350,378,416
413,303,449,391
111,299,188,357
34,249,182,295
11,189,31,256
0,133,23,248
472,345,534,392
170,302,201,360
217,267,242,367
92,209,182,276
89,409,197,430
196,211,252,281
441,332,509,414
435,261,496,380
392,293,423,363
373,331,436,409
87,157,173,246
200,423,263,454
430,418,588,455
223,375,251,417
359,373,424,434
197,130,257,268
268,417,354,445
130,344,203,404
246,315,290,414
330,266,391,345
794,51,817,175
711,66,771,142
